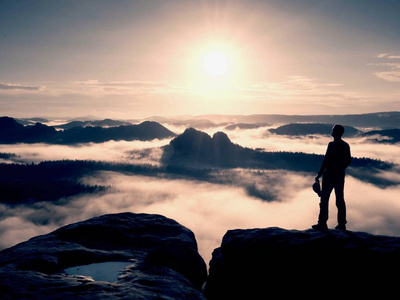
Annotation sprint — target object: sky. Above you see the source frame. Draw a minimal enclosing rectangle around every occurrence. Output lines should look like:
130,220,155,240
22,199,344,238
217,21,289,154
1,0,400,119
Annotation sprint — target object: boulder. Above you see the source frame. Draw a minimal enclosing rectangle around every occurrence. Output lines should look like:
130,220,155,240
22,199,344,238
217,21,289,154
205,227,400,299
0,213,207,299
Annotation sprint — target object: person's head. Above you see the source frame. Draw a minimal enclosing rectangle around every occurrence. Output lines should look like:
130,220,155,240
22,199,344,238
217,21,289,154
331,124,345,138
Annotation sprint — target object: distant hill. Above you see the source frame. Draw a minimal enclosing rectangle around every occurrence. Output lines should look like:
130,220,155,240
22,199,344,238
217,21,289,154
15,118,50,126
164,128,253,167
56,119,132,130
59,121,175,143
0,117,58,143
269,123,361,137
0,117,175,144
362,128,400,144
225,123,271,130
268,123,400,143
188,111,400,128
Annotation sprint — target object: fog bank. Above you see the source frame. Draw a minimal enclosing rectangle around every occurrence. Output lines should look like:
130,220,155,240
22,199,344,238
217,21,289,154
1,171,399,263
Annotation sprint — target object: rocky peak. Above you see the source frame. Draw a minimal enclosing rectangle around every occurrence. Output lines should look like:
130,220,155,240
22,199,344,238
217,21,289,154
166,128,251,166
205,227,400,299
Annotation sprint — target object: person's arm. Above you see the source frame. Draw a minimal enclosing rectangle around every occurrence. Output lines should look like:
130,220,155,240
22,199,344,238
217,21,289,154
315,143,332,180
344,144,351,169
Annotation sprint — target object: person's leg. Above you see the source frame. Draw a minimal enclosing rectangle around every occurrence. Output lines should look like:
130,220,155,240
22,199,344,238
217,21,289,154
317,176,334,226
335,177,347,228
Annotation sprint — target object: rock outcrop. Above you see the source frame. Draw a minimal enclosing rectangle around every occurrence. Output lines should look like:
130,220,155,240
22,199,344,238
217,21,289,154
0,213,207,299
205,227,400,299
164,127,252,167
3,214,400,299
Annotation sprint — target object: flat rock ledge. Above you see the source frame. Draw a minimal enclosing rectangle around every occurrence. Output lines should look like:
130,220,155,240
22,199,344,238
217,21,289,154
3,215,400,300
0,213,207,300
205,227,400,299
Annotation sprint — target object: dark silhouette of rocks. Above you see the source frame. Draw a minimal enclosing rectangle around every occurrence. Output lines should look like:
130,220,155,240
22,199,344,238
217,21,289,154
59,121,175,144
269,123,360,137
0,117,28,143
0,117,175,144
205,227,400,299
2,214,400,299
163,128,254,167
162,127,324,170
0,213,207,299
0,117,59,143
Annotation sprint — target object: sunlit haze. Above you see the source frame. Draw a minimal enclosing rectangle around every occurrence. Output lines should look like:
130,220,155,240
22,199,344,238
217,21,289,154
203,52,228,77
1,0,399,118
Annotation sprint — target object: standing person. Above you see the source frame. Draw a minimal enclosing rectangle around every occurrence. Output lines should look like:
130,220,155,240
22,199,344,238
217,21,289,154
312,124,351,231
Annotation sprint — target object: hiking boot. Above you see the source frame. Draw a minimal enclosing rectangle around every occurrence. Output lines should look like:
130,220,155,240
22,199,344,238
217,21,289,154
312,223,328,231
335,224,346,230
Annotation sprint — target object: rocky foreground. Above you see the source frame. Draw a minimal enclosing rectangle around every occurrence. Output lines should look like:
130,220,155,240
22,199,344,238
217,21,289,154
205,227,400,299
1,213,400,299
0,213,207,299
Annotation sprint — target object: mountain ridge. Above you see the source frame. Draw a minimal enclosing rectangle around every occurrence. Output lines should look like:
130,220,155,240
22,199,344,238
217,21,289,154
0,117,175,144
189,111,400,128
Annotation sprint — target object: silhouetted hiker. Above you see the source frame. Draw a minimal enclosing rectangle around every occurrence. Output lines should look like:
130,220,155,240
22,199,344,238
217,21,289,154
312,124,351,231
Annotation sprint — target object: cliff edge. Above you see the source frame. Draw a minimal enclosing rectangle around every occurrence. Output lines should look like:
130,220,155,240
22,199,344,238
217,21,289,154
205,227,400,299
2,213,400,299
0,213,207,300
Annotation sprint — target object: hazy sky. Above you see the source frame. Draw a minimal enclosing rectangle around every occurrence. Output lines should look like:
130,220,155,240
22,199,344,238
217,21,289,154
1,0,400,118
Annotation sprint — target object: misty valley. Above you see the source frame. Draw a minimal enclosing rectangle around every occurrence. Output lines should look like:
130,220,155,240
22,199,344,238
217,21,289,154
1,112,399,262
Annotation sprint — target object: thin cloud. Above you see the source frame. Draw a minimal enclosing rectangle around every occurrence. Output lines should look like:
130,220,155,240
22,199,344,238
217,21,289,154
374,71,400,82
372,53,400,82
377,53,400,59
0,140,169,164
72,80,175,94
0,82,44,91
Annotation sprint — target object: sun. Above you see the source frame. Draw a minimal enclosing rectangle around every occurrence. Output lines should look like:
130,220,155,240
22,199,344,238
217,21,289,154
202,51,229,77
188,41,244,93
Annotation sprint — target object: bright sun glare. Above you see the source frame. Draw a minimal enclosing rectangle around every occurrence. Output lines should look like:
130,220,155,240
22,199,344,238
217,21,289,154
202,51,229,77
192,42,243,95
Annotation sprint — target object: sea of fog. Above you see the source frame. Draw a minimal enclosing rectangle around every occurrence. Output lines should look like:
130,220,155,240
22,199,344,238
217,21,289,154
1,124,399,263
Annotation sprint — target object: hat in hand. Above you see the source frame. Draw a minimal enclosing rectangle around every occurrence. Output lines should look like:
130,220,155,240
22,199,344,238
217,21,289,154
312,180,322,197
